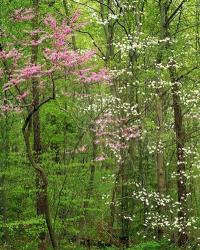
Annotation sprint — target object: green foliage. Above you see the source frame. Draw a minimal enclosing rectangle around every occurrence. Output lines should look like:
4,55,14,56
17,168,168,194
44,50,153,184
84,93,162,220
1,0,200,249
128,241,161,250
128,241,179,250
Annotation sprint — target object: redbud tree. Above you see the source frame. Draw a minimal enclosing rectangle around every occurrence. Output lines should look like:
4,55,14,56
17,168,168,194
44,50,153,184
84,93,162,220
0,8,110,249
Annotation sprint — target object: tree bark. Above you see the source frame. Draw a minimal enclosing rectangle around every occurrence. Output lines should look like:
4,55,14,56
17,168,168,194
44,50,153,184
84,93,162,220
155,0,168,238
169,63,188,246
31,1,57,249
100,0,114,62
159,0,188,245
31,1,46,249
23,120,57,249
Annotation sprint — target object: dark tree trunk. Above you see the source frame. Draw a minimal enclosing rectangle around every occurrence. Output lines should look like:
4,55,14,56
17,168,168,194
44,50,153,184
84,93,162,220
31,1,46,249
120,161,129,248
159,1,188,245
169,63,188,246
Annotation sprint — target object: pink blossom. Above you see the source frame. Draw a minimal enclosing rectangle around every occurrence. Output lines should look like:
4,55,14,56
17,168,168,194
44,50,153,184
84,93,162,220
0,103,22,113
16,91,29,100
0,48,21,61
29,29,43,36
78,69,110,83
121,126,141,140
31,40,42,46
45,16,72,48
69,11,87,30
11,8,35,22
19,64,42,79
61,20,72,35
94,140,100,144
0,104,11,112
95,155,106,162
44,15,57,29
70,10,81,26
44,49,95,67
106,141,127,151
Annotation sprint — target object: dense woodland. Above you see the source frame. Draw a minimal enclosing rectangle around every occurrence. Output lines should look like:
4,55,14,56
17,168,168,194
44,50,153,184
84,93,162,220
0,0,200,249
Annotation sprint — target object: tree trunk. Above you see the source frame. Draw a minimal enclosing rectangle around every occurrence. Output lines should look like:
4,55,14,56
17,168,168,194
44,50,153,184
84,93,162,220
109,165,121,245
160,0,188,245
156,0,167,205
100,0,114,62
120,160,129,248
169,63,188,246
31,1,57,249
155,94,166,238
23,115,57,250
31,1,46,249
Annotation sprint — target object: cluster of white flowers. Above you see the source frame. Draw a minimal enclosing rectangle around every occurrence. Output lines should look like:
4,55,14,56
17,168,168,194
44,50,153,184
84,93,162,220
182,89,200,120
147,140,166,155
90,12,122,25
132,186,197,236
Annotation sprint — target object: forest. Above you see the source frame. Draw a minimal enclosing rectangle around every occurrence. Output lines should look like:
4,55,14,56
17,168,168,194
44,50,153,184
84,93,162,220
0,0,200,249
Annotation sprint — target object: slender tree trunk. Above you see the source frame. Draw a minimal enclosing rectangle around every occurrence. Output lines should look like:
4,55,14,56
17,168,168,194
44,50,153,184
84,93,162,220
85,132,97,206
159,0,188,245
109,165,121,245
169,63,188,246
120,159,129,248
63,0,77,50
31,1,57,249
23,121,57,249
76,125,97,245
156,3,167,234
31,1,46,249
100,0,114,62
155,93,166,238
156,0,167,202
155,95,165,194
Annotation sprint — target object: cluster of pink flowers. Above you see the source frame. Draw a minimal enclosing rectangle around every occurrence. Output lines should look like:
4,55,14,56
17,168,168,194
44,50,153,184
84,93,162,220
0,48,21,61
43,14,96,70
121,126,141,141
43,13,109,83
69,11,81,27
19,64,42,79
16,91,29,100
11,8,35,22
44,49,96,68
0,8,110,114
95,155,106,162
45,15,72,47
3,64,54,91
0,103,21,113
93,112,141,163
3,64,42,90
79,69,111,83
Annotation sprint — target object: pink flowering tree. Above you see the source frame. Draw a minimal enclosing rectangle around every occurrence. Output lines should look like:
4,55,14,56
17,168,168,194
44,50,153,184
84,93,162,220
0,8,110,249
